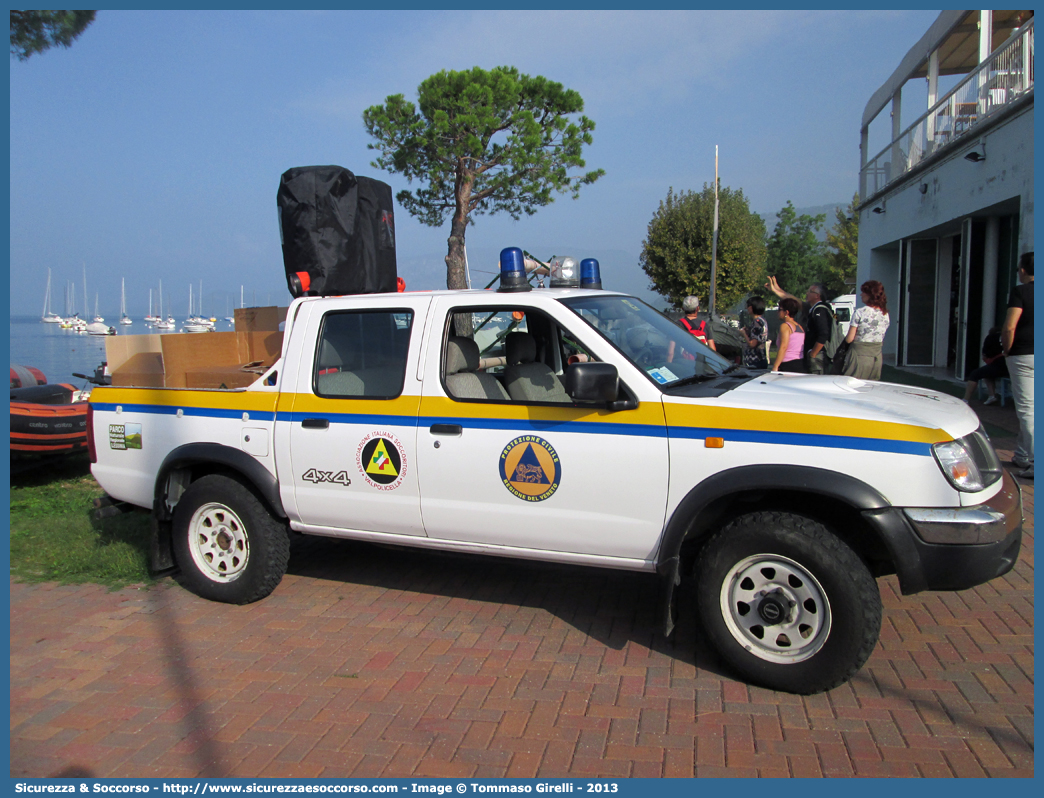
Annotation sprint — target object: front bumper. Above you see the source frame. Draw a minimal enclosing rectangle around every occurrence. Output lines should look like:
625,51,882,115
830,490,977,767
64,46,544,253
862,469,1023,594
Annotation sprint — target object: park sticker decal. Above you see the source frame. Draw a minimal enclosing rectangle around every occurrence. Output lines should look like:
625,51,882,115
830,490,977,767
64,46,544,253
109,423,142,450
499,435,561,502
357,431,407,491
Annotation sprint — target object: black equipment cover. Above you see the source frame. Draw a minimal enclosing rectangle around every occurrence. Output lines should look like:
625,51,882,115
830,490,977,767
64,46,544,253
277,165,397,296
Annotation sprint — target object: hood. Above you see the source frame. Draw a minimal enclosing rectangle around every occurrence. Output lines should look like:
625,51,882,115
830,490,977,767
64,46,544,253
715,373,977,441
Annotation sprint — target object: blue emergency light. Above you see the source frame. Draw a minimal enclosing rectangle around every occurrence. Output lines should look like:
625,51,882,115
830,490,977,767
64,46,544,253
580,258,602,290
497,247,531,292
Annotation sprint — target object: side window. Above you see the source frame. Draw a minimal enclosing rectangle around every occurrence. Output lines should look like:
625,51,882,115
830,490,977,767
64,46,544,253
442,307,600,405
314,310,412,399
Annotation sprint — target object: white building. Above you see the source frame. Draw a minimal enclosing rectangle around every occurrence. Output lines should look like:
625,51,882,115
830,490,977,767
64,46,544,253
857,10,1033,380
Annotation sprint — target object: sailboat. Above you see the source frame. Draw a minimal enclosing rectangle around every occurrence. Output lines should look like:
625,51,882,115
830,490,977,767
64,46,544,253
59,282,74,328
42,269,62,322
73,269,89,333
183,281,215,332
93,293,104,324
144,288,159,324
120,278,133,325
154,280,175,330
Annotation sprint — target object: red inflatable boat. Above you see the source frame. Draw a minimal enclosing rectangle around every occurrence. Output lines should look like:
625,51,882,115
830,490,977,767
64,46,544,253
10,366,89,456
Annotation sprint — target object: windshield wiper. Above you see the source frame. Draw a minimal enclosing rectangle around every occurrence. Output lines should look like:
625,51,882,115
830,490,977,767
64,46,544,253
667,373,723,388
668,365,751,389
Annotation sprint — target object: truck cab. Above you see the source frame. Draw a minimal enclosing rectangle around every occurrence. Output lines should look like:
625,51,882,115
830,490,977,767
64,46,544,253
88,254,1022,694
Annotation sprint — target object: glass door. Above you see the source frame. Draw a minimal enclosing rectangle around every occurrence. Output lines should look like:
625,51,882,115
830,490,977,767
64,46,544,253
902,239,938,366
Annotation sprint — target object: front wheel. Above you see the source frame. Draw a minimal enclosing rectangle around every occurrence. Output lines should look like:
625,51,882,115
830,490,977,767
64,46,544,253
695,511,882,694
172,474,290,604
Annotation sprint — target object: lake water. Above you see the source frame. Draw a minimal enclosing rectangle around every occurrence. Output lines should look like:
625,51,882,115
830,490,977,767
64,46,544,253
9,315,233,386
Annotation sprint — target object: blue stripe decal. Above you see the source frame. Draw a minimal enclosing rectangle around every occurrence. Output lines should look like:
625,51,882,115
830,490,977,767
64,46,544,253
416,415,666,438
91,402,276,422
93,403,932,456
667,426,932,456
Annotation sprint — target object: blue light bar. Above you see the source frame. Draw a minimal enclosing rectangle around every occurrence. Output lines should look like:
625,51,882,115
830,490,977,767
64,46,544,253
580,258,602,290
497,247,531,293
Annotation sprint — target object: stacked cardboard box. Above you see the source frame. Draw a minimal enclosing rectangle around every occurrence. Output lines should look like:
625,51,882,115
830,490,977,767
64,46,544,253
107,307,287,389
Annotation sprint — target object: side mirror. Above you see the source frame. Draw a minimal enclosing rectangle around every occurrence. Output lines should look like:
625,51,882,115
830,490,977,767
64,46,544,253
566,362,619,403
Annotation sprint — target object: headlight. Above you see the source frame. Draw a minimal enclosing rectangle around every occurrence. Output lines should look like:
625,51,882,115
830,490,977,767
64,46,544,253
933,439,985,492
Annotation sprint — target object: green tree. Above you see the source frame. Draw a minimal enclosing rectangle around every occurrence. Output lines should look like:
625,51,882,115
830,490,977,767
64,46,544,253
765,200,828,296
364,65,604,290
10,10,96,61
824,192,859,296
640,184,767,312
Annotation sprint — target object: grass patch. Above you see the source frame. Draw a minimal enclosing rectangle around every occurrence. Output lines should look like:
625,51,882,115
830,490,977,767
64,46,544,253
9,453,153,589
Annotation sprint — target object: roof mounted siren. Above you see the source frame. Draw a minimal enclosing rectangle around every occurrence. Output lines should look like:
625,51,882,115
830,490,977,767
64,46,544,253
580,258,602,290
549,256,580,288
497,247,531,292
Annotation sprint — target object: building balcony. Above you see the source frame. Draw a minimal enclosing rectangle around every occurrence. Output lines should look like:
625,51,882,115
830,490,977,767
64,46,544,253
860,18,1033,203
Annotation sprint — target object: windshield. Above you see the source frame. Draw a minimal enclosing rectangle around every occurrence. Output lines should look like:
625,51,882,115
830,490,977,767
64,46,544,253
560,295,734,386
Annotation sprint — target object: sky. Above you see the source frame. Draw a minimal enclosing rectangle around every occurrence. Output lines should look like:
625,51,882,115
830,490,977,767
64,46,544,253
8,8,945,318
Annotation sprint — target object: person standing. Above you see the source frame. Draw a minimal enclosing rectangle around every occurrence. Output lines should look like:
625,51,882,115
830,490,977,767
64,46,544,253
677,296,716,351
772,298,806,373
766,276,833,373
842,280,890,380
742,295,769,369
666,296,716,363
1002,252,1033,479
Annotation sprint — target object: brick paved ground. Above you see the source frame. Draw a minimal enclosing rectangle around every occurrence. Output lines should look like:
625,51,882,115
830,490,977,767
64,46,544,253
10,408,1033,778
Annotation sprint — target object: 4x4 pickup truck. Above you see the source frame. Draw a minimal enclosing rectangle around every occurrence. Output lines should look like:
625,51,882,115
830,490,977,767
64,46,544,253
88,258,1022,694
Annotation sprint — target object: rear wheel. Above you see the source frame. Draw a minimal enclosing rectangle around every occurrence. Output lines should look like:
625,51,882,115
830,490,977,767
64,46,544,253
172,474,290,604
696,511,881,694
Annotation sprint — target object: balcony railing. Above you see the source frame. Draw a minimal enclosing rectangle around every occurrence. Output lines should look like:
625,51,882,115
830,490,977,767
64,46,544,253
861,18,1034,200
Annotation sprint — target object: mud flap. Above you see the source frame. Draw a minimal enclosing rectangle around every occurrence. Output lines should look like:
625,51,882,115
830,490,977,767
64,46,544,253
149,512,177,576
660,556,682,638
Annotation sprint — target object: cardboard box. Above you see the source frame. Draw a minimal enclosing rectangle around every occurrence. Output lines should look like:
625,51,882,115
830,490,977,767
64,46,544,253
106,328,283,389
111,351,165,388
107,334,165,387
234,306,288,333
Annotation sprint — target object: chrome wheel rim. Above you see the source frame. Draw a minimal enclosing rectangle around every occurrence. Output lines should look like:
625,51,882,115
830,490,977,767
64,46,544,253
188,502,249,582
719,553,831,664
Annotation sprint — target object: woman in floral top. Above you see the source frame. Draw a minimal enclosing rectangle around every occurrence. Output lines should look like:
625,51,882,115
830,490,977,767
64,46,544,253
742,295,769,369
842,280,890,380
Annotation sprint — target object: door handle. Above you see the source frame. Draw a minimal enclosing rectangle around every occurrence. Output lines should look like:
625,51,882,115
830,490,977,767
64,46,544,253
301,418,329,429
429,423,462,436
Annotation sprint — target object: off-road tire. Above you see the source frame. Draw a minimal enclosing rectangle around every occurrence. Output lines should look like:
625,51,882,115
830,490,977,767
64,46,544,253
172,474,290,604
695,511,881,694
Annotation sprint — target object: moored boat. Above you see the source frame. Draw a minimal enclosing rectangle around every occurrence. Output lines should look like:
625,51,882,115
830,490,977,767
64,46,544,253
10,369,89,457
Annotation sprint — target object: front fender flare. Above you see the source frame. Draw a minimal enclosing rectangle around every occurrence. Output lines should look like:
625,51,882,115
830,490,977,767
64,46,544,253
656,464,891,636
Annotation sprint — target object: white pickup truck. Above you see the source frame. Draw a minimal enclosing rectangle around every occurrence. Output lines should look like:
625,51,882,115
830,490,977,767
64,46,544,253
88,256,1022,694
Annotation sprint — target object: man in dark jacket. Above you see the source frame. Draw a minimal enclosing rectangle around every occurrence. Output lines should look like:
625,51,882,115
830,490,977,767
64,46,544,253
1002,251,1033,479
766,277,833,374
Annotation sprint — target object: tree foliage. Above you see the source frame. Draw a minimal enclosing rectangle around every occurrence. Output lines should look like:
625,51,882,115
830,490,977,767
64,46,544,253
10,10,96,61
764,200,828,297
640,184,767,312
364,65,604,289
823,193,859,296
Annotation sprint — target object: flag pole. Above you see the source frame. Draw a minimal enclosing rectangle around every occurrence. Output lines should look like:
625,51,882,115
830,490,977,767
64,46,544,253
710,146,719,317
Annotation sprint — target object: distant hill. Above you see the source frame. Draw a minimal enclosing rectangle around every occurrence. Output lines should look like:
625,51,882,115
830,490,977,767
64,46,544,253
758,202,847,243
